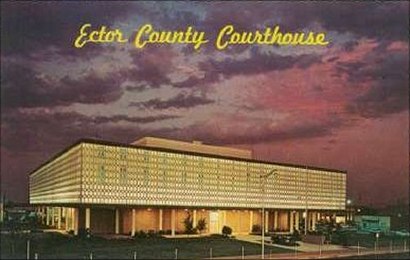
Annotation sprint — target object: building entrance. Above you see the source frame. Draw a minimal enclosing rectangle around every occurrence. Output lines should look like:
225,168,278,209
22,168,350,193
209,211,220,233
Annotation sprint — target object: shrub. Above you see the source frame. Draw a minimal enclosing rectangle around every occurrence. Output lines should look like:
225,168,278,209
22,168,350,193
197,218,207,234
134,230,147,239
252,224,261,233
183,212,196,234
78,228,91,239
222,226,232,237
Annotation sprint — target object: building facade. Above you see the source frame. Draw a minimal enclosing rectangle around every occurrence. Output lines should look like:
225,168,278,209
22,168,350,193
29,137,346,236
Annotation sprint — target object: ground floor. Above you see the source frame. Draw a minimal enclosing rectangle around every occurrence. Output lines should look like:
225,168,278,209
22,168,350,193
35,206,341,236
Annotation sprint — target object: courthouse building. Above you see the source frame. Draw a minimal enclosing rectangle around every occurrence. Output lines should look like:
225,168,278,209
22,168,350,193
29,137,346,236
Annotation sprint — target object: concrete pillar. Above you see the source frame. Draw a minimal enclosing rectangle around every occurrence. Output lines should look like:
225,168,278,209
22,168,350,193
46,207,51,226
265,211,269,232
73,208,79,235
249,210,254,232
57,207,62,229
65,208,70,231
295,211,300,231
171,209,176,237
71,208,75,230
273,211,278,230
192,209,197,228
51,207,55,227
85,208,91,229
312,211,317,231
115,209,120,234
306,211,310,231
131,209,136,237
159,209,163,230
290,211,294,233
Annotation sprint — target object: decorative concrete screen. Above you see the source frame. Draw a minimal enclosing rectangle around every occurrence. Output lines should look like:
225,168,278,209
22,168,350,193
30,139,346,211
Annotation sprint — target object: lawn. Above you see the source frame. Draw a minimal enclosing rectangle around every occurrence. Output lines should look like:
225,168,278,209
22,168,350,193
1,232,293,259
331,231,409,249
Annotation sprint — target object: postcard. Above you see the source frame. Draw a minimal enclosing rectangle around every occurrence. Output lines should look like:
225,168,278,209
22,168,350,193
1,1,408,259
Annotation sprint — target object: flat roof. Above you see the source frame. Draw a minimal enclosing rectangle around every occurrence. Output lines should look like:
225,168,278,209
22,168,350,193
29,138,347,175
133,136,253,159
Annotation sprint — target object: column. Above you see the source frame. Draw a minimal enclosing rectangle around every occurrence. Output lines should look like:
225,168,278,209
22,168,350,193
273,211,278,230
46,207,51,226
131,209,136,237
312,211,317,231
85,208,91,230
249,210,254,232
51,207,55,227
192,209,197,228
65,208,70,231
290,211,294,233
57,207,62,229
295,211,300,231
306,211,310,232
70,208,75,232
73,208,79,235
265,211,269,233
159,209,163,231
115,209,120,234
171,209,176,237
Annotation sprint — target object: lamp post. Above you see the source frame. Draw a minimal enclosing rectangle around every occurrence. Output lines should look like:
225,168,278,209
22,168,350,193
304,166,308,235
260,169,277,259
346,199,352,223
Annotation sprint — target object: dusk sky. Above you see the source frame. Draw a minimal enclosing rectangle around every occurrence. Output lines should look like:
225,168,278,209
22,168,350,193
1,1,408,207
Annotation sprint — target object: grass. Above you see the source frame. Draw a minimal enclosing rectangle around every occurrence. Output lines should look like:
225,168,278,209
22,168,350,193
331,231,409,249
1,232,293,259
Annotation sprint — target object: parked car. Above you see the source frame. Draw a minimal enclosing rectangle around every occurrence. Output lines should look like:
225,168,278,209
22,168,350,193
271,234,299,246
392,230,410,237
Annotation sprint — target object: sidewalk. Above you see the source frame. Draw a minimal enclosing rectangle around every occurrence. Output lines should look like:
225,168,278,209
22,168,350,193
234,235,347,252
214,248,410,259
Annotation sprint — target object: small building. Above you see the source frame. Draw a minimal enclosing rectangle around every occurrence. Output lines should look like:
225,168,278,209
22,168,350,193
354,215,391,233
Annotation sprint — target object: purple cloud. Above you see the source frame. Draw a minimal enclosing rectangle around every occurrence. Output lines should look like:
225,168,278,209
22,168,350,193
1,63,125,109
130,91,214,109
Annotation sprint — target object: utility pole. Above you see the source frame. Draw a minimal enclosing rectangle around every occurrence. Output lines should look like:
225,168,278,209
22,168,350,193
304,166,308,235
260,169,277,259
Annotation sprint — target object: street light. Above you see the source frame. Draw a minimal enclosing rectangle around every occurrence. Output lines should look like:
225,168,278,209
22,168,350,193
260,169,277,259
304,166,308,235
346,199,352,222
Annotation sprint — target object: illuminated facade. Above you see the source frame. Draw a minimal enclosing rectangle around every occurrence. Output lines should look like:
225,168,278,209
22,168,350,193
29,137,346,235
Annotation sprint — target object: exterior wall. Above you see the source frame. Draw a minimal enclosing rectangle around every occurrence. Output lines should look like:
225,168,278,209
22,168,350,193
29,144,82,204
225,210,250,233
78,142,346,211
122,209,132,234
134,208,159,231
251,210,262,227
90,208,115,234
162,209,172,231
278,211,289,231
